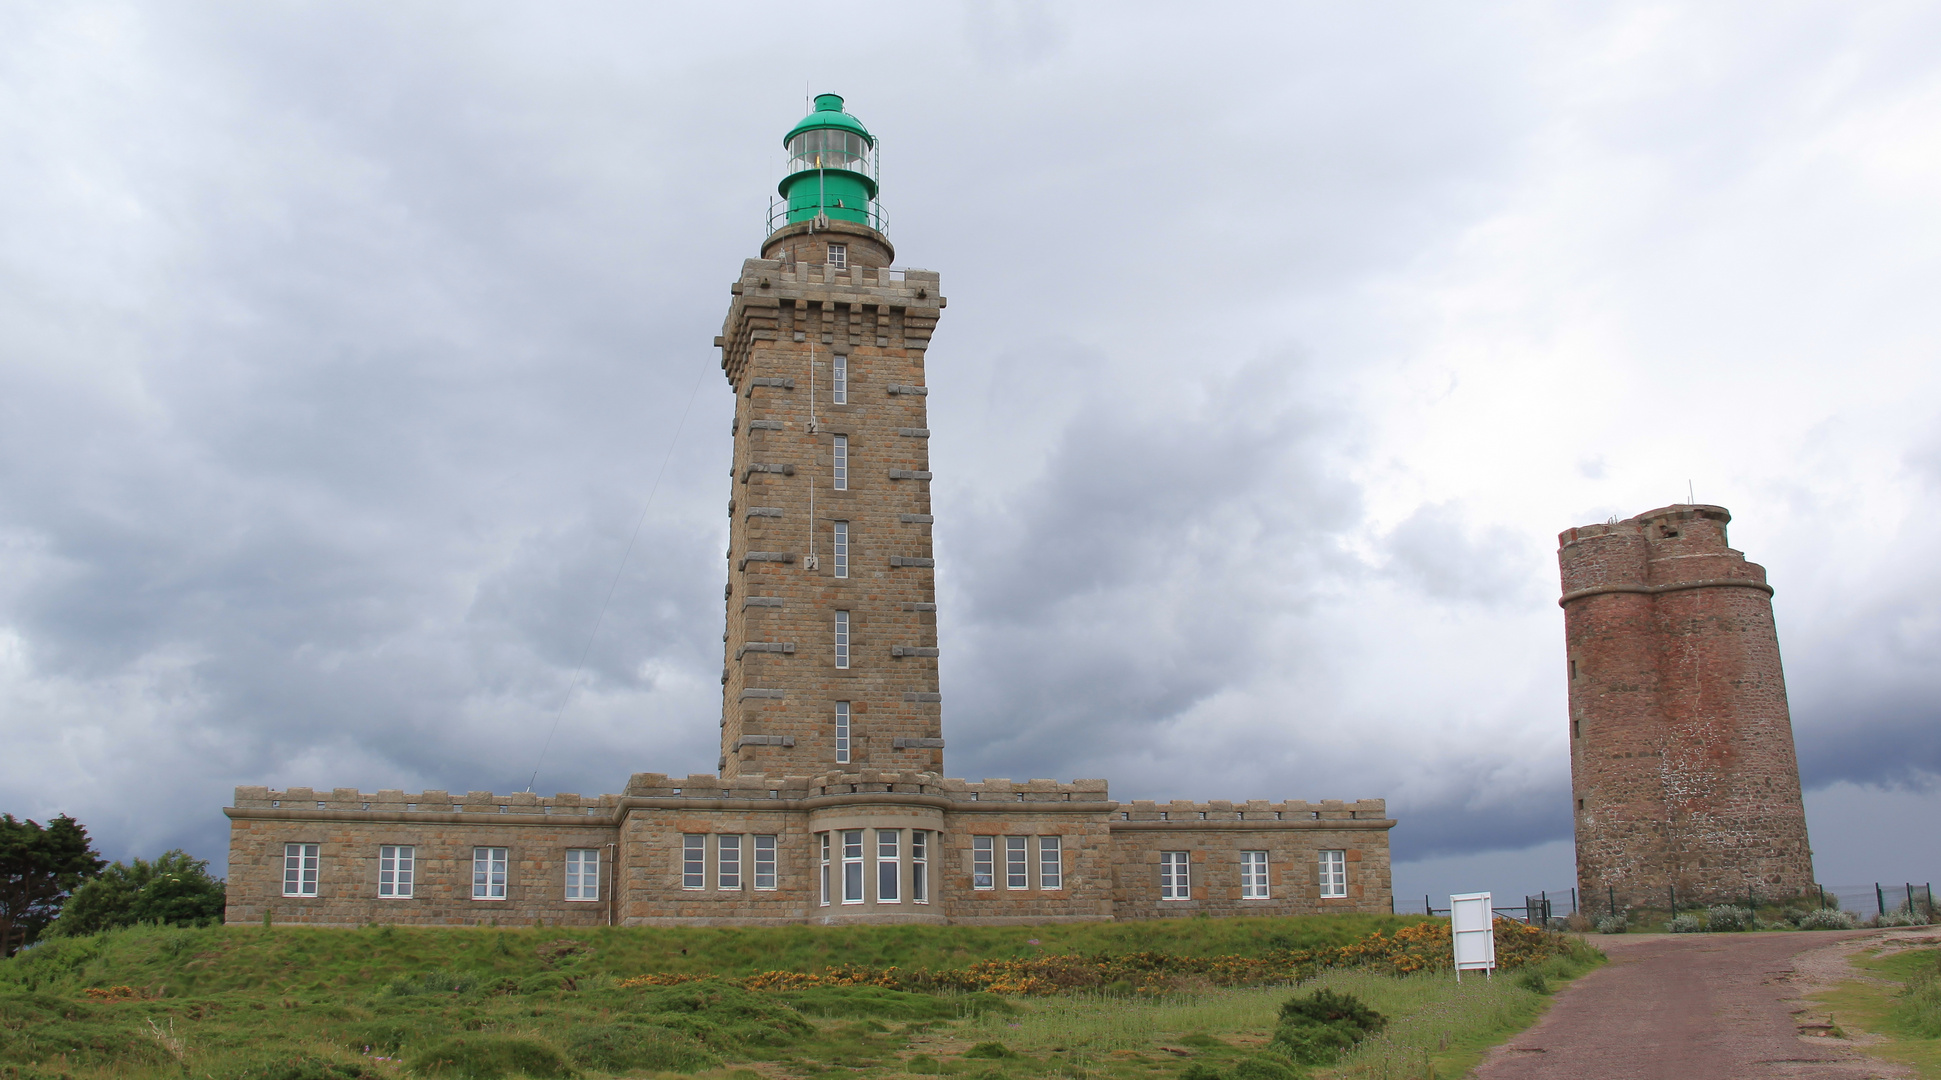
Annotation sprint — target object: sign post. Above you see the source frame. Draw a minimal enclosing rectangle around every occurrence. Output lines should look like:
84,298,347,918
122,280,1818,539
1450,892,1496,982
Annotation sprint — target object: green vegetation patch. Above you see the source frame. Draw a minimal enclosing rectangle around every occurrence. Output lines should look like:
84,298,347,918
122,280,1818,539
413,1036,576,1080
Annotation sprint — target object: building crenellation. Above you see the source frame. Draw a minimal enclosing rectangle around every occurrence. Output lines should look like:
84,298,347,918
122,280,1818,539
223,93,1396,928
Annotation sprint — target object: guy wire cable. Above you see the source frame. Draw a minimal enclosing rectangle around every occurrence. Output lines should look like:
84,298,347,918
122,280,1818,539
524,362,709,794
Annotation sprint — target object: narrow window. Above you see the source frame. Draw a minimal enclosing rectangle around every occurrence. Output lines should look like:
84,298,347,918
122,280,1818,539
1577,798,1586,811
835,701,851,764
832,435,848,490
564,848,600,901
378,845,413,898
1005,836,1028,889
682,835,706,889
1160,851,1191,900
877,829,900,903
283,843,319,897
1039,836,1063,890
911,831,928,903
754,835,777,890
1319,850,1347,899
718,834,743,890
1573,718,1581,739
832,353,847,405
841,830,865,903
819,833,831,906
827,242,846,269
1240,850,1269,900
1569,658,1578,679
972,836,994,890
472,847,508,901
834,611,850,669
833,521,848,579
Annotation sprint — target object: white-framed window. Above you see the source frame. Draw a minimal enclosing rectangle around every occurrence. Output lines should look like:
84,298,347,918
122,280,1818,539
835,701,851,763
754,835,777,890
832,353,847,405
719,834,742,890
911,830,929,903
283,843,319,897
972,835,994,890
1241,850,1269,900
473,847,508,901
827,242,846,269
841,830,865,903
378,845,414,898
682,835,706,889
1039,836,1062,891
565,848,600,901
834,611,850,669
1319,850,1348,899
832,521,848,579
1005,836,1028,889
1160,850,1191,900
877,830,900,903
819,833,832,906
832,435,848,490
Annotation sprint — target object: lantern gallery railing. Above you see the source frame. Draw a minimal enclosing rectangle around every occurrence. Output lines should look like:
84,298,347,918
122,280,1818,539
767,195,889,237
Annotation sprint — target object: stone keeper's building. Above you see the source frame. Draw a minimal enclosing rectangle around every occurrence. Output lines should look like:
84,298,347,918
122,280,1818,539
223,95,1397,927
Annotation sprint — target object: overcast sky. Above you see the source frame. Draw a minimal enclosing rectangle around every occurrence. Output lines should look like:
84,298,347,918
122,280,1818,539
3,2,1939,906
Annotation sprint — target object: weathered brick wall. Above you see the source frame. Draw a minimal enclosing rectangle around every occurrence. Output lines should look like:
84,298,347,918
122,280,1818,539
717,226,946,778
1560,505,1815,907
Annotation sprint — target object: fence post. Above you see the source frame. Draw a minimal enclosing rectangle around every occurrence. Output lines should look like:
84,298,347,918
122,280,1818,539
1877,883,1885,916
1609,885,1617,917
1819,884,1827,910
1670,885,1677,915
1426,894,1432,916
1748,884,1755,912
1572,886,1578,916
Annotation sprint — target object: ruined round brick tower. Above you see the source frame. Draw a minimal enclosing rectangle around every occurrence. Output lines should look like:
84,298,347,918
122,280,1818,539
1558,505,1814,910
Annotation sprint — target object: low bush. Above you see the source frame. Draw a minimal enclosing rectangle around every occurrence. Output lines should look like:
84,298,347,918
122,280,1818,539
1704,906,1752,932
1595,913,1628,934
1230,1051,1306,1080
413,1036,576,1080
1514,969,1551,995
223,1056,376,1080
1667,913,1706,933
962,1042,1014,1059
780,985,958,1019
562,1023,717,1073
1798,908,1857,930
1270,988,1386,1065
1875,909,1931,928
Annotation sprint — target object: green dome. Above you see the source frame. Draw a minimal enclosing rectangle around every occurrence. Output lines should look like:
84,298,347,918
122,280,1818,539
783,93,874,148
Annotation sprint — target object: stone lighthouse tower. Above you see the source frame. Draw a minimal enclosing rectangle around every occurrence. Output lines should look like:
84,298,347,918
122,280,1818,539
715,94,945,779
1558,505,1814,911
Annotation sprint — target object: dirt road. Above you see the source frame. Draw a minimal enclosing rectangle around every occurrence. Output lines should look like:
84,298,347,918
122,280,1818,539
1468,929,1936,1080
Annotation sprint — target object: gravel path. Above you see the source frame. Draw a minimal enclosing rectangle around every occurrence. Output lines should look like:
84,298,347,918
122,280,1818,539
1468,929,1935,1080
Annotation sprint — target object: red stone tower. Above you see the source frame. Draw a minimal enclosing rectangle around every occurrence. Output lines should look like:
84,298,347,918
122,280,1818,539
1558,505,1814,910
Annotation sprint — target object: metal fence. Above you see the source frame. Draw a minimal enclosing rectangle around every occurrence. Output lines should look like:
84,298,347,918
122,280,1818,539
1419,881,1935,924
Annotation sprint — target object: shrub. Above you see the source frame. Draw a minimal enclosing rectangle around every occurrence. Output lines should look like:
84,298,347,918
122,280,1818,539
1799,908,1857,930
963,1042,1015,1059
1595,913,1628,934
628,981,813,1047
780,986,958,1019
224,1056,375,1080
1877,909,1931,928
1179,1065,1223,1080
47,851,224,937
1231,1052,1306,1080
413,1036,576,1080
1270,988,1386,1065
1667,913,1706,933
1514,969,1551,994
1704,906,1752,932
563,1024,716,1073
343,1022,432,1056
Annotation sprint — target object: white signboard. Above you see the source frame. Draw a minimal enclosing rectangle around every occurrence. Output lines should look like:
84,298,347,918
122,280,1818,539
1449,891,1496,980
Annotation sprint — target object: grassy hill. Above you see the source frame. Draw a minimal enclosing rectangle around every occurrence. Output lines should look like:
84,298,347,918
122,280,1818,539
0,914,1430,998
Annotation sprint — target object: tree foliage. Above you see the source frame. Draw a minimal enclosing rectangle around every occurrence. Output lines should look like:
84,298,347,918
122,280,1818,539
50,849,227,937
0,813,106,955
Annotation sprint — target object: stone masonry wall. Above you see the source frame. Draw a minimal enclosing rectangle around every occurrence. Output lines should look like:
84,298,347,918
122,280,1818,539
717,236,945,779
1559,505,1814,909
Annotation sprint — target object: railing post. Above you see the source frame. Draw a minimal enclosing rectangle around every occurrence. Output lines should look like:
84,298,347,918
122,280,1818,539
1877,883,1885,916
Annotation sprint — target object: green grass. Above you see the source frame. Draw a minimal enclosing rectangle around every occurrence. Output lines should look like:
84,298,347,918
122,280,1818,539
1,917,1432,998
1810,945,1941,1079
0,918,1591,1080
